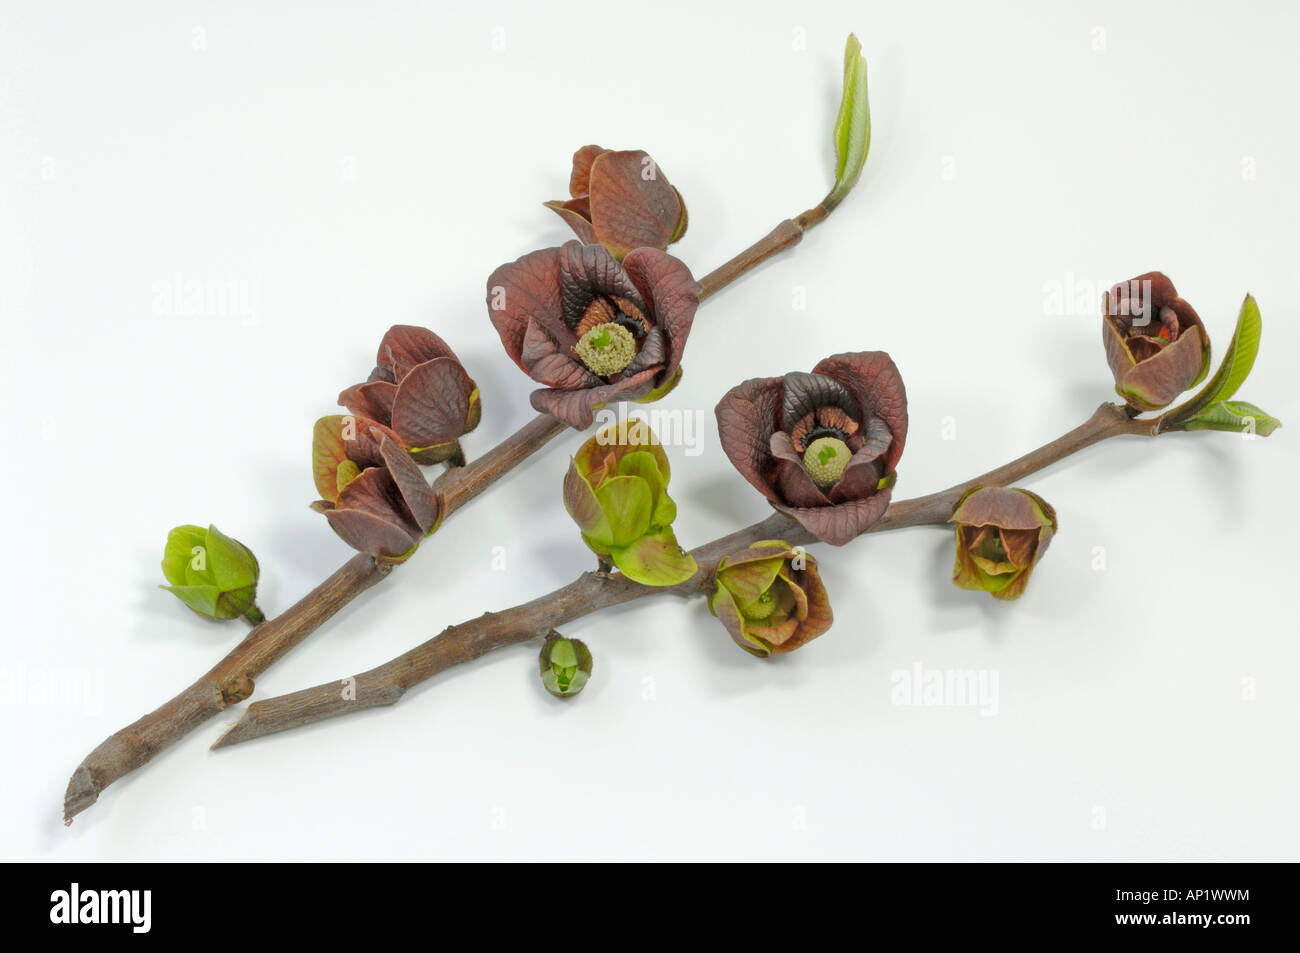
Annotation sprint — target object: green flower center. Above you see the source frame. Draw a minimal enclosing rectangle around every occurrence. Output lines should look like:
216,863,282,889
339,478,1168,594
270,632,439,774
802,436,851,488
739,588,776,622
574,322,637,377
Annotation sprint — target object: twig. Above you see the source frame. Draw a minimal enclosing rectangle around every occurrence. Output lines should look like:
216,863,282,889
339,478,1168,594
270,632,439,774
62,198,844,823
213,403,1151,747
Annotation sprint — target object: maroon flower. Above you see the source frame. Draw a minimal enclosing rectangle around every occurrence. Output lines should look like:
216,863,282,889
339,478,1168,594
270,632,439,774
338,325,481,465
310,415,440,561
716,352,908,546
1102,272,1211,411
544,145,688,260
487,241,699,430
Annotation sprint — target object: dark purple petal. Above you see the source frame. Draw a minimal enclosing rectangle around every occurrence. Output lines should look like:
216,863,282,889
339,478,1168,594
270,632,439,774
530,366,660,430
338,379,397,426
390,356,478,451
812,352,908,475
779,371,858,431
776,488,894,546
377,435,438,534
621,247,699,386
487,246,565,374
558,243,646,330
376,325,458,379
715,376,785,505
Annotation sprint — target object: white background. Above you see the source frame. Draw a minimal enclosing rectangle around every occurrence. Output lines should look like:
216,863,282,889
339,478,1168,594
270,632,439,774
3,0,1298,861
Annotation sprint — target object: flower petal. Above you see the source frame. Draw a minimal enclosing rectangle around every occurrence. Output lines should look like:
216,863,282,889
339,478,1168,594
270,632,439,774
543,197,599,244
377,435,438,535
709,584,771,658
338,379,397,425
568,144,607,197
520,319,600,390
715,376,785,505
487,246,565,373
775,456,831,508
950,486,1056,531
610,526,698,587
558,242,647,330
780,371,858,431
594,475,653,548
775,488,894,546
391,356,479,454
563,459,614,552
1116,324,1208,410
324,507,419,560
530,366,660,429
812,352,908,475
312,414,394,503
621,247,699,387
587,150,687,259
376,325,457,377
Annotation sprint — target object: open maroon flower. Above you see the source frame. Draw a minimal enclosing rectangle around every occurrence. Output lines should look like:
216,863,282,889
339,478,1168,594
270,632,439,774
544,145,688,260
310,415,440,561
716,352,908,546
338,325,481,465
1102,272,1210,411
487,241,699,430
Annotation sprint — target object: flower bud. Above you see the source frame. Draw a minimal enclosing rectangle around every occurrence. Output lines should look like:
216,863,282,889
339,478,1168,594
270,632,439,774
562,419,697,586
544,146,688,260
1102,272,1211,411
708,540,833,657
160,524,261,621
538,632,593,698
949,487,1056,601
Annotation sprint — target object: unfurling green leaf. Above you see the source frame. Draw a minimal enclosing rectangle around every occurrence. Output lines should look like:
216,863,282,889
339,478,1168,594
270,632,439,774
824,33,871,211
1167,294,1262,426
1179,400,1281,437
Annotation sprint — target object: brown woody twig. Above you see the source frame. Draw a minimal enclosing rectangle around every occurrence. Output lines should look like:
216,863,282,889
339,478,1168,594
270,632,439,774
62,200,841,823
212,403,1152,747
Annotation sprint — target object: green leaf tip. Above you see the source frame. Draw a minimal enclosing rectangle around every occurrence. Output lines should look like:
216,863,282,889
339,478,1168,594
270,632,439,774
825,32,871,211
1167,293,1263,427
1179,399,1281,438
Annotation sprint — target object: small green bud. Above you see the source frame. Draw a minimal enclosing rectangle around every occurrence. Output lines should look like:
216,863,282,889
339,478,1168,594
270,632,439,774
573,322,637,377
802,436,851,488
538,632,593,698
160,524,262,622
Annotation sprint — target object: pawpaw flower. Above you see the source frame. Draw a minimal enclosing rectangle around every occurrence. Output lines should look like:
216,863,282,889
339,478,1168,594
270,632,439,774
949,486,1056,601
310,414,440,561
538,632,594,698
715,352,908,546
337,325,481,465
1102,272,1211,411
160,524,262,622
562,419,697,585
544,145,688,260
708,540,832,658
487,241,698,429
